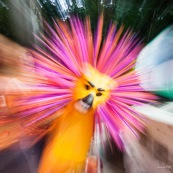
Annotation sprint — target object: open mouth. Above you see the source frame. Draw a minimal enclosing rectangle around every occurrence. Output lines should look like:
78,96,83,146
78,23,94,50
74,100,91,114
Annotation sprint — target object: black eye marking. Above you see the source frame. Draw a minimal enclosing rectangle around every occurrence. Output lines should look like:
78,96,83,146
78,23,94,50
96,93,102,96
87,81,95,88
85,85,90,90
97,88,105,92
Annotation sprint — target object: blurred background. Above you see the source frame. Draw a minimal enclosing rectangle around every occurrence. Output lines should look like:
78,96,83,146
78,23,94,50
1,0,173,45
0,0,173,173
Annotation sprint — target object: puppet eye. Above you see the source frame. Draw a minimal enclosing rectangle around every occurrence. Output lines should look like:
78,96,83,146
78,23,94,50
85,85,90,90
96,93,102,96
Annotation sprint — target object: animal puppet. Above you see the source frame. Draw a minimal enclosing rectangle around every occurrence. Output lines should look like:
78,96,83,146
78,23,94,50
0,14,156,172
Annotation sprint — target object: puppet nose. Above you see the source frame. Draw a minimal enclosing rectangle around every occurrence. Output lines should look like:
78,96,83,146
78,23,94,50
82,94,94,107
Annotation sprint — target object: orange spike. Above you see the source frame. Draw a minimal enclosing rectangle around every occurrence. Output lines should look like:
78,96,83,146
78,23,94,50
85,16,93,64
94,12,104,66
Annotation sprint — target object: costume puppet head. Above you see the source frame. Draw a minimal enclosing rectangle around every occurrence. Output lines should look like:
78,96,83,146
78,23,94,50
73,64,117,113
0,14,156,151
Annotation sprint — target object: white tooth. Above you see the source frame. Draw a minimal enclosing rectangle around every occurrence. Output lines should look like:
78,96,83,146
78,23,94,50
79,105,84,113
81,100,89,109
84,104,88,109
74,102,80,111
74,100,90,114
82,106,87,113
86,104,90,109
81,101,85,109
82,103,85,109
81,102,84,107
80,100,83,105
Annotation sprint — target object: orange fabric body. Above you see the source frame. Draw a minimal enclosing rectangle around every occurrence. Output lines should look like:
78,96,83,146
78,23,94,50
38,103,94,173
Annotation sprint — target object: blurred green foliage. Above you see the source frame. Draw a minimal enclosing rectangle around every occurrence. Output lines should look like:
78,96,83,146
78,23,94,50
0,0,12,37
0,0,173,45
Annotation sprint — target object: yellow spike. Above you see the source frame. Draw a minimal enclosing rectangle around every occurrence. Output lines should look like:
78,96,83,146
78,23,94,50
38,102,94,173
